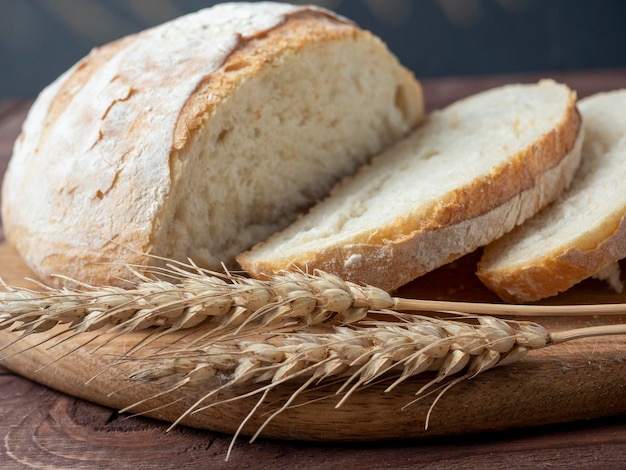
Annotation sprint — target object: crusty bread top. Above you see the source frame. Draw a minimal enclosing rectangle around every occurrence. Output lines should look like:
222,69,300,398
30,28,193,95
2,3,423,287
239,80,582,291
478,89,626,303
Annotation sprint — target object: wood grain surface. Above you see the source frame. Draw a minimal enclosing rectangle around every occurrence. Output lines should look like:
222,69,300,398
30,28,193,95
1,71,626,469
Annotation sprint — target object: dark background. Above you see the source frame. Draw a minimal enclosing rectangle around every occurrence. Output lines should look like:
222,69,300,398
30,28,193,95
1,0,626,100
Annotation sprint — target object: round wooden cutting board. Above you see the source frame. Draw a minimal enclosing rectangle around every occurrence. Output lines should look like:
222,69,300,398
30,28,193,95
1,242,626,441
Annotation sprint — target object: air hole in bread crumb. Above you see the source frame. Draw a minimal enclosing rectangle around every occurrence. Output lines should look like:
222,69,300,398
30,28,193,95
217,128,231,143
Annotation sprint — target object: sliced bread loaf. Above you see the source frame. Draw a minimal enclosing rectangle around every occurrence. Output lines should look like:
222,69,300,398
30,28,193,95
1,3,423,287
238,80,583,292
477,90,626,303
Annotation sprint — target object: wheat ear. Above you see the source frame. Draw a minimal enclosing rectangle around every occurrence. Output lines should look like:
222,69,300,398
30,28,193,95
3,264,626,343
0,268,395,340
118,314,626,451
123,315,552,397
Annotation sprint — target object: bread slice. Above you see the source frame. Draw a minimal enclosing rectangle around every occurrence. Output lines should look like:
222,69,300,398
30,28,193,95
477,90,626,303
238,80,583,292
0,3,423,287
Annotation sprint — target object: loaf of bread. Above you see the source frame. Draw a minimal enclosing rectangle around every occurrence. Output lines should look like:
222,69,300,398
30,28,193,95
1,2,423,287
477,90,626,302
238,80,583,292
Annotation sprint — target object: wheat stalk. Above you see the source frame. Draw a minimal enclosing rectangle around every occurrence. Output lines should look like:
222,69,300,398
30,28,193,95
0,268,395,340
124,315,546,401
2,263,626,345
115,313,626,459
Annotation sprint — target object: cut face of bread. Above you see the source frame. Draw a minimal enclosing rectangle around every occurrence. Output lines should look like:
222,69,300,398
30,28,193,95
239,80,582,292
0,3,423,287
478,89,626,303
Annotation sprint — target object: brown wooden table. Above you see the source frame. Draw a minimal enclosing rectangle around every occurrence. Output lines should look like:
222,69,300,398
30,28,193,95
1,70,626,469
